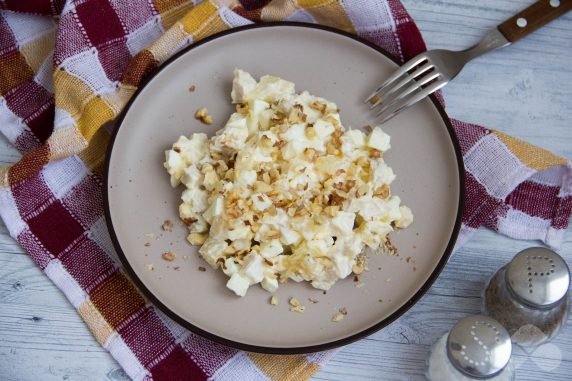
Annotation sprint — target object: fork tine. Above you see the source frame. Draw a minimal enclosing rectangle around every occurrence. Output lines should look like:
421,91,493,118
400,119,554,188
375,79,447,123
364,54,428,104
373,71,440,115
369,62,434,110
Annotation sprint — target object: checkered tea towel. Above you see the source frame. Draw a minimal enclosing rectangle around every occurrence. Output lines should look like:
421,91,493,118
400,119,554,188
0,1,570,380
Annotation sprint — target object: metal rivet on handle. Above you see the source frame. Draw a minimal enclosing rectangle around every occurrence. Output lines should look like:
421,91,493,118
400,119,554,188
517,18,528,28
550,0,560,8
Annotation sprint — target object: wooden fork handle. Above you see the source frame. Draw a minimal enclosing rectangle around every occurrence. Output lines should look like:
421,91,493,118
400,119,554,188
498,0,572,42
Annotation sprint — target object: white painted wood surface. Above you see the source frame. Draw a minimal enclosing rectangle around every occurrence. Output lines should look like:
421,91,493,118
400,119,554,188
0,1,571,380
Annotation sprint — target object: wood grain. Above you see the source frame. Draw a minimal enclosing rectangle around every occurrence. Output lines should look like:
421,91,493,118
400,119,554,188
498,0,572,43
0,1,571,380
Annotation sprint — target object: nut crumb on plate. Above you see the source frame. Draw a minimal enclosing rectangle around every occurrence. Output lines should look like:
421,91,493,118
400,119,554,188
289,297,305,313
290,305,305,313
270,296,278,305
144,242,151,247
144,263,155,271
162,252,176,261
332,308,348,322
308,298,319,304
332,313,345,322
189,85,196,92
195,107,213,125
198,266,207,272
161,220,173,232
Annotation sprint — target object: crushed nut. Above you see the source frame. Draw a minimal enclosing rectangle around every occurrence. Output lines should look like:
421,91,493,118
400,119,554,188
198,266,207,272
332,312,345,322
270,296,278,305
161,220,173,232
144,242,151,247
144,263,155,271
308,298,319,304
162,252,176,261
189,85,196,92
195,107,213,124
289,297,301,307
144,233,156,239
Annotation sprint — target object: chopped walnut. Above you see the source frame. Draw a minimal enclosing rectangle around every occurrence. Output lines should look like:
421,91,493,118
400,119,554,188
290,305,305,313
195,107,213,125
270,296,278,305
332,313,345,322
161,220,173,232
162,252,176,261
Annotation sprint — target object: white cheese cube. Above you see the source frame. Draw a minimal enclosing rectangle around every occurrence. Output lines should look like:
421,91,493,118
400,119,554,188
231,69,257,103
202,196,224,224
164,150,185,187
222,258,240,277
279,226,301,245
226,273,250,296
261,276,279,293
198,238,228,267
372,159,396,185
175,134,209,164
241,253,266,284
260,239,283,258
395,206,414,228
331,211,355,236
368,127,391,151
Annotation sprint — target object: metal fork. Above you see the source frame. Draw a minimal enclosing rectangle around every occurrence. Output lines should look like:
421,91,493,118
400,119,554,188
366,0,571,123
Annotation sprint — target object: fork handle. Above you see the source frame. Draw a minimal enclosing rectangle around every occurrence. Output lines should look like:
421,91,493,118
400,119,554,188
498,0,572,42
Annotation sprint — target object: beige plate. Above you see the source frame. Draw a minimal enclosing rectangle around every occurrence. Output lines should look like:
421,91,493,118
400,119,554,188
105,23,464,354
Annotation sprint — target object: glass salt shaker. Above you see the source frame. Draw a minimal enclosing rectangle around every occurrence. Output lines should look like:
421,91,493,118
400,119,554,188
483,247,570,347
427,315,514,380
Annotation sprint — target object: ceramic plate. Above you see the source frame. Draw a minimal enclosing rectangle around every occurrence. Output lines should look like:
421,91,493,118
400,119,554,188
105,23,464,353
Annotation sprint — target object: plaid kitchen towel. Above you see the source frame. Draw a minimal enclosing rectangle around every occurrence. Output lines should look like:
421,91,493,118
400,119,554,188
0,0,570,380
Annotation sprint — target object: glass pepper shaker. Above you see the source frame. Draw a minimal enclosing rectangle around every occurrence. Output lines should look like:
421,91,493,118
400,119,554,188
427,315,514,380
483,247,570,347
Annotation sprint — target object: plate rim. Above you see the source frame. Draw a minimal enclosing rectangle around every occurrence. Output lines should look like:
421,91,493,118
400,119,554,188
104,22,466,354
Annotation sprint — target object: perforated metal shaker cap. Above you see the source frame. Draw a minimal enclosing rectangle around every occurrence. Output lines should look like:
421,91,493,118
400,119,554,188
447,315,512,378
506,247,570,308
